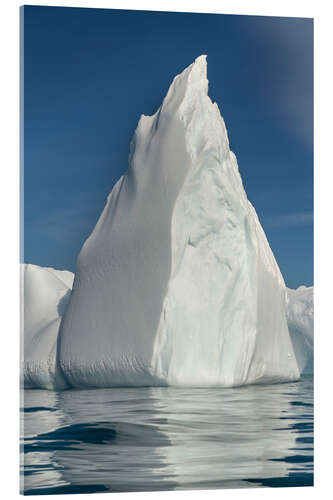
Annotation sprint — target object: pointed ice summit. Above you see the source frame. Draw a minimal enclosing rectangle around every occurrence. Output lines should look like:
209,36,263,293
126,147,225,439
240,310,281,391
58,55,300,388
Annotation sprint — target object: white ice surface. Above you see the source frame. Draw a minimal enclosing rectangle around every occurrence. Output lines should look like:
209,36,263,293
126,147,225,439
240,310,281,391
58,55,299,388
22,264,74,389
285,286,313,374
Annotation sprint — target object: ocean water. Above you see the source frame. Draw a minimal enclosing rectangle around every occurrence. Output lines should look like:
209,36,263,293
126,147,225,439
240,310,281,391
21,376,313,495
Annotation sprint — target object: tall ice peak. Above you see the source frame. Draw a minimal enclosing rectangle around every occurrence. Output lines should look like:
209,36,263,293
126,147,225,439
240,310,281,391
58,55,300,389
180,54,208,83
148,55,209,122
134,54,215,162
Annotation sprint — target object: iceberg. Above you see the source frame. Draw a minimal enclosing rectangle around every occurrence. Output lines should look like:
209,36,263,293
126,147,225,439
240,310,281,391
57,55,300,388
285,286,313,374
22,264,74,390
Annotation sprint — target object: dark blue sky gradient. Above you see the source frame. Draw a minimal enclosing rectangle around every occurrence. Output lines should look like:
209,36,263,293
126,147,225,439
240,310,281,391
22,6,313,288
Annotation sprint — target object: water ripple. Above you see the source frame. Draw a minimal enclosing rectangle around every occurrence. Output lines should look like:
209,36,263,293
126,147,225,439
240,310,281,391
21,376,313,493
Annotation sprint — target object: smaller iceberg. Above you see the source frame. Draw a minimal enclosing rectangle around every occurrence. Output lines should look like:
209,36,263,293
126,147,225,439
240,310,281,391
22,264,74,390
285,286,313,374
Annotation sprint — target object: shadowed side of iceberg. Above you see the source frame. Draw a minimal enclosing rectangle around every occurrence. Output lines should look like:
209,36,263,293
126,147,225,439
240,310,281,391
57,59,206,387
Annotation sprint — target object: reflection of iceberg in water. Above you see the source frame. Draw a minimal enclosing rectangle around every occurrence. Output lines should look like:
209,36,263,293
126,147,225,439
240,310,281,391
148,384,310,489
49,389,178,492
21,390,67,492
22,379,313,493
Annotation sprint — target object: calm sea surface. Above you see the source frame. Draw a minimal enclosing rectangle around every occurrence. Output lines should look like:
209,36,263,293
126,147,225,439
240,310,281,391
21,377,313,494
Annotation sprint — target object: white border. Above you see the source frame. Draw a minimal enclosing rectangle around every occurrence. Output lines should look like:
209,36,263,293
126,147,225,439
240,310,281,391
1,1,331,499
4,0,317,17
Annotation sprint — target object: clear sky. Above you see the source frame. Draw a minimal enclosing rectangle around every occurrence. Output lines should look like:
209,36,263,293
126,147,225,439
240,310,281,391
22,6,313,289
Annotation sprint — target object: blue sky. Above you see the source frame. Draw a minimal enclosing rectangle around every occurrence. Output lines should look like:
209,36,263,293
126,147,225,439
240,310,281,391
22,6,313,289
